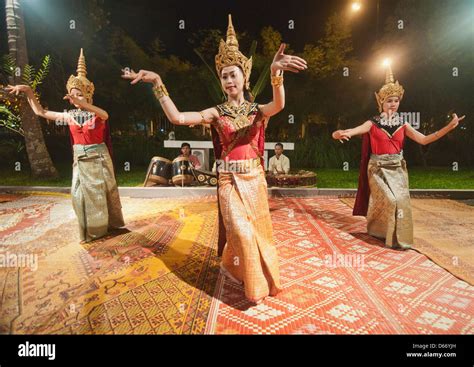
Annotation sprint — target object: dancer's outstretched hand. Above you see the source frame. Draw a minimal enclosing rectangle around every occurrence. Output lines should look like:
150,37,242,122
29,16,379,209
121,68,161,85
271,44,308,74
63,94,86,108
332,130,351,143
447,113,465,130
5,84,32,95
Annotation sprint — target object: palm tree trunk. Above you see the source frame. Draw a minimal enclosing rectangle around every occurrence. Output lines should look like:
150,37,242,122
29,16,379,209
5,0,58,178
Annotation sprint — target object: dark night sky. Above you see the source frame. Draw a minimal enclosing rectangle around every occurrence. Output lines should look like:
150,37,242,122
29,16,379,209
1,0,402,62
102,0,401,59
1,0,471,115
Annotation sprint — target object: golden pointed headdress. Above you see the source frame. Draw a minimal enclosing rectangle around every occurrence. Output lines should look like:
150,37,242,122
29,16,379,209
66,48,95,102
374,64,404,112
215,14,253,90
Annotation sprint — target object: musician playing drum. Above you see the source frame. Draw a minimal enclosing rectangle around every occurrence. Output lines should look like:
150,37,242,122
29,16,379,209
178,142,201,169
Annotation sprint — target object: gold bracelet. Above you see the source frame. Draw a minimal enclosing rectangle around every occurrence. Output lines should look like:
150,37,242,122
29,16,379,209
271,75,284,88
199,111,206,124
153,84,169,100
434,131,440,138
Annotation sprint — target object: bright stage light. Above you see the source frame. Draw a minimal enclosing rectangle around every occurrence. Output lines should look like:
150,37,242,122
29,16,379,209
351,2,362,12
382,58,392,67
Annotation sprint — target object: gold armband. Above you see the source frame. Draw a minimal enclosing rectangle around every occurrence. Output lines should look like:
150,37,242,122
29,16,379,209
199,111,206,124
153,84,169,100
271,75,284,88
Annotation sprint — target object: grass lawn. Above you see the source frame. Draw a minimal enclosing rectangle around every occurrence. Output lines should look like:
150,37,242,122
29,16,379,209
313,168,474,189
1,164,473,189
0,163,144,187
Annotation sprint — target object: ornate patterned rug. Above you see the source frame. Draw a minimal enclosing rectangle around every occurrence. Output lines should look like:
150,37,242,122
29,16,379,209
340,197,474,285
1,193,472,335
0,193,220,334
205,196,474,334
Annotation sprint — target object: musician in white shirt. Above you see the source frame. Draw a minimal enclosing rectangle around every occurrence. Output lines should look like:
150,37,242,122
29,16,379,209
268,143,290,174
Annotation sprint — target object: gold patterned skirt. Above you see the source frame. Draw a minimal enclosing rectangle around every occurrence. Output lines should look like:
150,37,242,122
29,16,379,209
366,152,413,249
72,143,125,242
218,158,281,302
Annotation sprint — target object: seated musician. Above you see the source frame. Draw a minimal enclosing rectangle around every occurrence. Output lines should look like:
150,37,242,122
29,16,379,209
268,143,290,175
179,142,201,169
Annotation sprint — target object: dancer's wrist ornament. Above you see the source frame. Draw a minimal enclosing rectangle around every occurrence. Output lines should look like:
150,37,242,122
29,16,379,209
271,74,284,87
153,84,169,100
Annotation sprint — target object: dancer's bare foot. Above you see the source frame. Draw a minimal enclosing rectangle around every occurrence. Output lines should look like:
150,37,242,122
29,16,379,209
248,297,265,305
393,243,412,250
269,289,281,297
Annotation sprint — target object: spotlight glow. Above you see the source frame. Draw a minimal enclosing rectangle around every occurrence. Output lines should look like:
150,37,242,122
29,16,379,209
382,58,392,67
351,2,362,12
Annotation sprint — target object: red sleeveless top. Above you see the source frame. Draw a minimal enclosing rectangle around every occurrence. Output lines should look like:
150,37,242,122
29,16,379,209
69,115,106,145
369,122,406,155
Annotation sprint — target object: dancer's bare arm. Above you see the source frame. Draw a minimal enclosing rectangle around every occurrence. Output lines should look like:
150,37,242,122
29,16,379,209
63,94,109,120
121,69,219,125
405,114,464,145
332,120,373,143
6,84,66,121
259,44,308,117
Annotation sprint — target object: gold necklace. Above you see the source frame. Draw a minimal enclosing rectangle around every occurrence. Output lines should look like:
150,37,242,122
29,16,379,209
225,101,249,113
224,101,252,130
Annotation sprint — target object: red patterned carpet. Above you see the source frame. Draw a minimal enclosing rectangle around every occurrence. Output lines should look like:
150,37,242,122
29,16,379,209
0,194,220,334
0,193,472,334
205,196,474,334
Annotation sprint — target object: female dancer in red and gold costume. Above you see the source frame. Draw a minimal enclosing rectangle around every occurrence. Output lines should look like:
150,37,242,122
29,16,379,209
122,15,307,303
7,49,125,243
332,65,464,250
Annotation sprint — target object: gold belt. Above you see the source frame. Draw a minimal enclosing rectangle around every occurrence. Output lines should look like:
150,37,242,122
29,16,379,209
370,153,403,168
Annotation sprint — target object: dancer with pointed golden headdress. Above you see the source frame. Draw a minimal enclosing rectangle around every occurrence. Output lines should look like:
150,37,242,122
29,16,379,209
7,49,125,243
331,64,465,250
122,15,307,303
